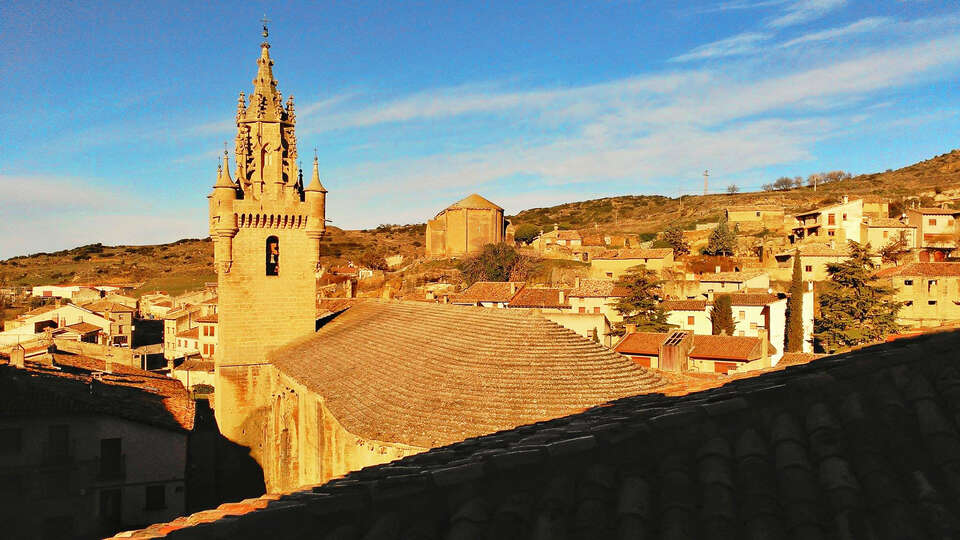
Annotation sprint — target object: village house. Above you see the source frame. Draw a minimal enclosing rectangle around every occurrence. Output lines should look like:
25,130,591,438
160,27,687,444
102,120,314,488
566,278,628,324
504,287,570,313
536,225,583,250
860,216,916,251
905,206,960,260
82,300,136,347
0,348,194,539
139,293,174,319
163,305,201,360
862,197,890,217
197,314,218,359
662,299,711,334
614,329,775,374
1,303,114,347
425,194,508,258
790,196,864,244
880,262,960,328
773,243,850,281
449,281,524,307
698,270,769,298
31,284,124,300
589,248,675,279
725,205,785,231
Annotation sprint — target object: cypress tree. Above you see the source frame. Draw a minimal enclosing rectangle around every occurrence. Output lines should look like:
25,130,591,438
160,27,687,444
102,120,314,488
710,294,735,335
785,250,805,352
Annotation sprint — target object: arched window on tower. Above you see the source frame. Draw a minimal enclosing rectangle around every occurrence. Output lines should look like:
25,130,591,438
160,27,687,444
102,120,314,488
266,236,279,276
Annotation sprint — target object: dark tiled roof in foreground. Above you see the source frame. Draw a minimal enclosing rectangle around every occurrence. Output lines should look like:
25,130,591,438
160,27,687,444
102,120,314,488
270,300,667,448
115,331,960,539
0,354,194,432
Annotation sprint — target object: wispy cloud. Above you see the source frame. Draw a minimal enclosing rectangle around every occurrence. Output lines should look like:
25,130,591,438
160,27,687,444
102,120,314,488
697,0,789,13
768,0,848,28
670,32,771,62
780,16,891,47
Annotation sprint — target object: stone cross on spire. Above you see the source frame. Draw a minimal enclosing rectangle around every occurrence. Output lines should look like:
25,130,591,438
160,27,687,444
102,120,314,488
261,15,271,40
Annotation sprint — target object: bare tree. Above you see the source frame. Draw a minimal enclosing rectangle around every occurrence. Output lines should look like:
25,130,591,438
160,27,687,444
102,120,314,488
727,184,740,194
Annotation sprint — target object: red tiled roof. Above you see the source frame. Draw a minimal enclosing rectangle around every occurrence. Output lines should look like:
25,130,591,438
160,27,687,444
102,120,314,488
914,207,960,215
699,271,765,282
0,354,194,432
154,300,173,307
451,281,525,303
83,300,136,313
595,248,673,260
660,300,709,311
777,351,818,366
317,298,357,316
176,327,199,339
507,288,570,308
614,332,667,356
567,279,629,298
270,300,668,447
880,262,960,277
690,334,774,361
196,314,218,323
864,217,913,228
60,322,102,334
727,293,781,306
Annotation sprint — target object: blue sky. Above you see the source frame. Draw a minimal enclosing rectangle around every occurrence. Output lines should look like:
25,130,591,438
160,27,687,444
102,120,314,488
1,0,959,258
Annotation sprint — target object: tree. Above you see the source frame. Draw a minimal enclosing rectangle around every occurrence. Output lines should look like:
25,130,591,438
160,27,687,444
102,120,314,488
773,177,794,191
879,235,909,265
784,251,804,352
610,265,674,336
513,224,540,245
793,176,804,188
727,184,740,194
710,294,735,335
705,216,737,256
458,244,537,285
662,226,690,256
814,241,903,353
359,249,388,271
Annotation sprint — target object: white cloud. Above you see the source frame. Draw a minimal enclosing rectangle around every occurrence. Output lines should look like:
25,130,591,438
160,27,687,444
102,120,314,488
768,0,848,28
670,32,772,63
780,16,891,48
697,0,789,13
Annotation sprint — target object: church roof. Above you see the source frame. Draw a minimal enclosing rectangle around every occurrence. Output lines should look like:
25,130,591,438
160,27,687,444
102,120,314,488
269,300,668,448
448,193,503,211
110,329,960,540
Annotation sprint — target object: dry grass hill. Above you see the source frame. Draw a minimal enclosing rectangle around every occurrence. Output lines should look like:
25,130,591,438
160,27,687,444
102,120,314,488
3,148,959,297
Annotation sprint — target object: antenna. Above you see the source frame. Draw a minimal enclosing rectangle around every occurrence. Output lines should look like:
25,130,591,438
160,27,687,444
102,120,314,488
703,170,709,196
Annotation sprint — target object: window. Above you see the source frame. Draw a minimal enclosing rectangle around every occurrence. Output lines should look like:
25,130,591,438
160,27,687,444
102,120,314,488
756,211,761,217
687,316,695,325
929,300,937,306
750,322,757,330
209,326,215,337
47,425,69,460
828,214,836,225
828,231,835,237
929,218,937,226
904,279,913,286
883,231,889,239
904,300,913,306
266,236,280,276
593,307,601,314
99,489,122,526
99,438,123,479
0,472,22,496
0,428,21,454
805,265,813,272
842,213,848,221
145,485,166,510
578,307,585,314
209,345,214,356
739,310,746,320
605,272,613,278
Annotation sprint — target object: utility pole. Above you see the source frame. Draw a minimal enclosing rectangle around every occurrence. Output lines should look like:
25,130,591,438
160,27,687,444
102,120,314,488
703,170,709,196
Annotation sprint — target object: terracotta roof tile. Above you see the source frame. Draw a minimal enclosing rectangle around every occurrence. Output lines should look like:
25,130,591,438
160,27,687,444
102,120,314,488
195,314,219,323
567,279,629,298
915,207,960,215
595,248,673,260
82,300,136,313
507,288,570,308
614,332,667,355
661,300,709,311
60,322,102,334
699,270,764,282
864,217,913,228
270,300,667,447
0,354,194,431
880,262,960,277
176,327,199,339
451,281,525,304
690,334,775,361
726,292,781,306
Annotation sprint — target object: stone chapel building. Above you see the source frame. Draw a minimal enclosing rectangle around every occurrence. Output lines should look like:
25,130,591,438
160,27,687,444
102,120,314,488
210,30,670,494
425,193,510,257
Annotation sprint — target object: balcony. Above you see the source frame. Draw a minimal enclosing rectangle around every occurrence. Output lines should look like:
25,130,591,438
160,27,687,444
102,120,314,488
97,454,126,480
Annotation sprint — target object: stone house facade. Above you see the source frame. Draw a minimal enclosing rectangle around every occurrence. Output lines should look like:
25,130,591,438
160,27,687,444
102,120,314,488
790,196,863,244
589,248,675,279
881,262,960,327
905,207,960,260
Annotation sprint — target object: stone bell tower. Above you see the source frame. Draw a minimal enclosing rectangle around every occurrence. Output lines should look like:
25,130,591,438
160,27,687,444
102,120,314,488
210,24,327,433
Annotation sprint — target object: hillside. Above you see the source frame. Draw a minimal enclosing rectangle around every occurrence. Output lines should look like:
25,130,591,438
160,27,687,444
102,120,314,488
508,148,960,233
0,225,425,297
3,148,960,296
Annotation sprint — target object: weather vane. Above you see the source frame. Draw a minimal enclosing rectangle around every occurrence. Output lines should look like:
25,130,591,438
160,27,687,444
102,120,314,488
261,15,271,39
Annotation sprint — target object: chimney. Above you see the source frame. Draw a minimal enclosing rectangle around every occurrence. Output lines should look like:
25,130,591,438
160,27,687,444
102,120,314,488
575,277,581,288
625,323,637,334
758,328,770,368
510,282,518,295
842,195,849,204
10,345,24,369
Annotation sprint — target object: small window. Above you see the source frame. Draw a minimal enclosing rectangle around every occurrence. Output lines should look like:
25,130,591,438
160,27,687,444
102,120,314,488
210,326,215,337
904,300,913,306
805,265,813,272
828,214,836,225
605,272,613,278
266,236,280,276
883,231,889,238
929,300,937,306
756,211,761,217
828,231,835,237
687,316,695,325
904,279,913,286
209,345,215,356
739,310,746,320
750,322,757,330
578,307,585,314
842,213,848,221
929,218,937,226
593,307,601,314
145,485,166,510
